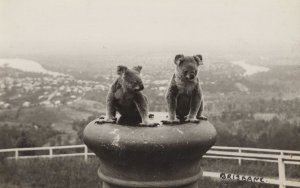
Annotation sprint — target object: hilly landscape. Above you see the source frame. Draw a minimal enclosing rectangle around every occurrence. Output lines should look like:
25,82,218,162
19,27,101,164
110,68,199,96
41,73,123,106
1,54,300,151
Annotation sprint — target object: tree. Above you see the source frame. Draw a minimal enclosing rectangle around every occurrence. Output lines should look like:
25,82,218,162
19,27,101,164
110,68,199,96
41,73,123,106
16,131,35,156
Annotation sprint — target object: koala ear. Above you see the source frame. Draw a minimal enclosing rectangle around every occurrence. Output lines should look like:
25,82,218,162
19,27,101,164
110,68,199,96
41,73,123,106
193,55,203,66
117,65,128,75
133,66,142,73
174,54,184,65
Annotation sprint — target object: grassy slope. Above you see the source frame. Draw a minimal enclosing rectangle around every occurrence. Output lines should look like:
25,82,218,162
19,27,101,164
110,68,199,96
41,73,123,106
1,157,299,188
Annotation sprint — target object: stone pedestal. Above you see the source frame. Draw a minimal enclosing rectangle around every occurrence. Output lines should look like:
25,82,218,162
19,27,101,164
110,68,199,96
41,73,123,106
83,113,217,188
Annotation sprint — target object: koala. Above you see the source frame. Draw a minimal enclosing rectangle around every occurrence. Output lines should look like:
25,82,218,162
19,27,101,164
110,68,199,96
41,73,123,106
162,54,207,124
96,65,158,127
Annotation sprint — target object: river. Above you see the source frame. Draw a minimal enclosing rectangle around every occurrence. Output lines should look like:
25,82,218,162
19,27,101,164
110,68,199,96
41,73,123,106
0,58,64,76
231,60,269,76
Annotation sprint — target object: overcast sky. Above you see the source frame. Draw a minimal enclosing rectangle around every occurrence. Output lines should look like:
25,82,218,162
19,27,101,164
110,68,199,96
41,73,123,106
1,0,300,55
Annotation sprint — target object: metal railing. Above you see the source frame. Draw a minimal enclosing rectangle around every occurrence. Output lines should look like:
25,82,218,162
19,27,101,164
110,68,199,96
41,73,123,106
206,146,300,188
0,145,299,188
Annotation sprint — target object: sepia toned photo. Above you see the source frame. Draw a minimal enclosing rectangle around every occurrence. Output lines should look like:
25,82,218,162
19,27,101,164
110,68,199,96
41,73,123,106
0,0,300,187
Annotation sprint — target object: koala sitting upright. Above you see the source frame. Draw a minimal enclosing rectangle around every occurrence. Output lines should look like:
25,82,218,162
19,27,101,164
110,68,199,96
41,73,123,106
163,54,207,124
96,65,158,127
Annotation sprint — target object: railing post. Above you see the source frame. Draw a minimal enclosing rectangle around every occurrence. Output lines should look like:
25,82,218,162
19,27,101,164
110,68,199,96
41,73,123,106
15,150,19,160
238,148,242,166
278,152,286,188
84,145,88,162
49,148,53,159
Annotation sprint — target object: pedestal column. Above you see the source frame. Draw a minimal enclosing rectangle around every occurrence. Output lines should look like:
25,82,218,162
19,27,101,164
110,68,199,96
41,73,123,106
83,114,217,188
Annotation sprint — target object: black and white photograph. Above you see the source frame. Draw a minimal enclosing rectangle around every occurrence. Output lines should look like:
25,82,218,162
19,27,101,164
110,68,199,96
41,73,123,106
0,0,300,187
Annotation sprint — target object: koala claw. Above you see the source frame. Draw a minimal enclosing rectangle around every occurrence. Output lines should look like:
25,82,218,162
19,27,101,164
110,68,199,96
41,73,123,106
139,122,159,127
161,119,180,125
95,120,104,125
186,118,200,123
95,117,117,125
196,115,208,121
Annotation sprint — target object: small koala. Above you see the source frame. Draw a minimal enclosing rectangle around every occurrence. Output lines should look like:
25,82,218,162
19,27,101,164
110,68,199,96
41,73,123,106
96,65,158,127
162,54,207,124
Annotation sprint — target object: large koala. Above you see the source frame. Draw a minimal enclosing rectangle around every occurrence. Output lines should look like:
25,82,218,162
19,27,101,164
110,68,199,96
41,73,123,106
96,65,158,127
163,54,207,124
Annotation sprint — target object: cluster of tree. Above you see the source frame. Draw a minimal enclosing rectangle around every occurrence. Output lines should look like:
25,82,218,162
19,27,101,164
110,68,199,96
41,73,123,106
250,65,300,93
220,98,300,122
0,123,59,149
72,115,99,144
213,117,300,150
248,98,300,115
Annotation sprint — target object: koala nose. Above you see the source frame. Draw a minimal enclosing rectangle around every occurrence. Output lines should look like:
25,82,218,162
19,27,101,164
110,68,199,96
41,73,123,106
134,85,144,91
139,85,144,91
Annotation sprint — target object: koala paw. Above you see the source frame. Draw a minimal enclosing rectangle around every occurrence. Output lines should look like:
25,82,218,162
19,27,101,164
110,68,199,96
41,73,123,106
161,119,180,125
139,122,159,127
186,118,200,123
95,117,117,125
196,115,208,121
